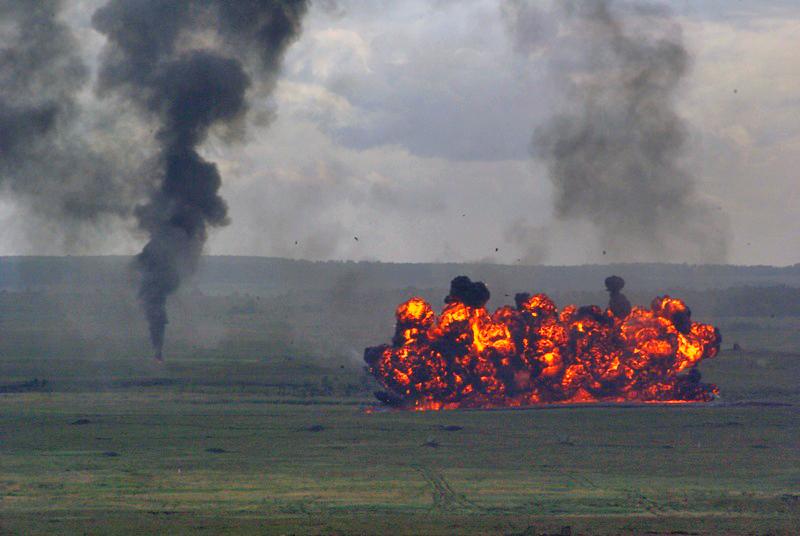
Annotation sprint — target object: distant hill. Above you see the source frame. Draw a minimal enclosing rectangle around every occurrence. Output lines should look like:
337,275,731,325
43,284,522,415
0,256,798,295
1,256,798,361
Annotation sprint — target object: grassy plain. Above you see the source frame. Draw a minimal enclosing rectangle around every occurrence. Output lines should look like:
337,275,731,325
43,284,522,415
0,280,798,534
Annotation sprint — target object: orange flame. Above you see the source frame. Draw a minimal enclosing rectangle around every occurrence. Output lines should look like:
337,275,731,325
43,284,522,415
365,283,720,410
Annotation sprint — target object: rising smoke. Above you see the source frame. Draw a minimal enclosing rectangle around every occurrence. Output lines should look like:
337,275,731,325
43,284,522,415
506,0,729,263
604,274,631,319
91,0,309,359
0,0,136,246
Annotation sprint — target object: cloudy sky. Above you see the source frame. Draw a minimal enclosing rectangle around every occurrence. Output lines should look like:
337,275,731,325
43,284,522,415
1,0,798,266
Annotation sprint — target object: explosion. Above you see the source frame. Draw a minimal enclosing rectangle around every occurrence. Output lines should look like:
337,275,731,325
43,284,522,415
364,276,721,410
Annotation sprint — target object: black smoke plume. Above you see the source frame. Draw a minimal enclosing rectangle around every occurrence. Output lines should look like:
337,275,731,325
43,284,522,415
93,0,309,359
506,0,729,262
445,275,491,308
604,275,631,319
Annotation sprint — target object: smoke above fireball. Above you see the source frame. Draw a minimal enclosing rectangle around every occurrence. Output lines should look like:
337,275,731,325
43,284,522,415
505,0,730,263
365,276,721,410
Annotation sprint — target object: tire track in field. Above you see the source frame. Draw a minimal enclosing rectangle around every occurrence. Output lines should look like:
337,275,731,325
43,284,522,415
411,465,478,512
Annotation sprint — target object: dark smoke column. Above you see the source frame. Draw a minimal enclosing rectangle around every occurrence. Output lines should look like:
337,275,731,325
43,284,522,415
93,1,309,359
604,275,631,319
529,0,728,262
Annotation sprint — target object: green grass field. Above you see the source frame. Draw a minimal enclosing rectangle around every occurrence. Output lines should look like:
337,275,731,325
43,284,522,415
1,313,799,535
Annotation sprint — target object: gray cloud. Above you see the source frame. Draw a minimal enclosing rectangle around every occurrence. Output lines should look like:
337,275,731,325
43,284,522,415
285,1,550,161
500,0,551,56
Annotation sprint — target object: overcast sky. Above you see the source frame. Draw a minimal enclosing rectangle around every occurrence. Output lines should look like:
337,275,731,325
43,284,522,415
0,0,798,266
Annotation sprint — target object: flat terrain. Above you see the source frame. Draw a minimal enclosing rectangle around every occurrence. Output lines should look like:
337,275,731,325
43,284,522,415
0,260,798,534
1,345,798,535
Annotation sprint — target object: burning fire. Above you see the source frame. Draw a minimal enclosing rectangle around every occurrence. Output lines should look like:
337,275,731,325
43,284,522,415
364,276,721,410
